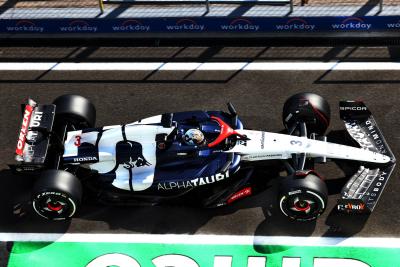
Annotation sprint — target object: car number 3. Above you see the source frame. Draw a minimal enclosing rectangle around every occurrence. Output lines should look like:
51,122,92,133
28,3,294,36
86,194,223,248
74,136,81,147
290,140,302,146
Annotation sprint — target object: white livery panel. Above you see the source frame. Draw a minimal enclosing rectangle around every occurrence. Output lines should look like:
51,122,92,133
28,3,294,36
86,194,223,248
230,130,390,164
63,116,175,192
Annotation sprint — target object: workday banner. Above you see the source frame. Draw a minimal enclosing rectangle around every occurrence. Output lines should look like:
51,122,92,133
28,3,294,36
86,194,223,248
5,235,400,267
1,16,400,34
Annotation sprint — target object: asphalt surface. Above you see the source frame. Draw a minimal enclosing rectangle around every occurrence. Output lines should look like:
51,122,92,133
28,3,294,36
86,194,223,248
0,46,399,243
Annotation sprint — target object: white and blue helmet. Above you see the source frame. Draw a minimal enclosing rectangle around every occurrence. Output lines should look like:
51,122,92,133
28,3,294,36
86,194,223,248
183,129,205,146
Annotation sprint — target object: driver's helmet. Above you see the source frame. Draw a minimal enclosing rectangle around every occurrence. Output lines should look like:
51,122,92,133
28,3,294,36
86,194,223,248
183,129,205,146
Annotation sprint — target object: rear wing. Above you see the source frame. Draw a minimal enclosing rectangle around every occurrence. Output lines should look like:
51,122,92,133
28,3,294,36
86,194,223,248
14,99,56,166
337,101,396,213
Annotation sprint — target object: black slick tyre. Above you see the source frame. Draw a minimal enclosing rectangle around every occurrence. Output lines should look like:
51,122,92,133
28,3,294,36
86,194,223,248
282,92,331,135
278,173,328,221
53,94,96,129
32,170,82,220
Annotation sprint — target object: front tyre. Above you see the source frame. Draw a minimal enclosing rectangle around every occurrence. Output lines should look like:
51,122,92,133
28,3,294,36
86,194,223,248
278,173,328,221
282,92,330,136
32,170,82,220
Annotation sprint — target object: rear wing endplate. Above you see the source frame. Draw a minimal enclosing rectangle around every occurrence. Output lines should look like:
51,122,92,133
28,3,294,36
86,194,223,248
15,99,56,165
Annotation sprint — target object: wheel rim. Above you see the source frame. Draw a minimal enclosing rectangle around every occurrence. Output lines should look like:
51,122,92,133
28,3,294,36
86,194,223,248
293,198,312,212
47,201,64,212
280,190,325,221
33,191,76,220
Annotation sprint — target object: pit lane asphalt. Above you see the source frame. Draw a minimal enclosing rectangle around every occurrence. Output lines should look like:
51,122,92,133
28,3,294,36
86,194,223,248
0,46,399,239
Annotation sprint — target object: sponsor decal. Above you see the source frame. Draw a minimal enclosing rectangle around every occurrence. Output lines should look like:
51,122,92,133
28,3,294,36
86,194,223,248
340,106,367,111
227,187,252,204
7,241,400,267
117,141,151,169
24,134,37,158
337,202,366,212
387,20,400,29
331,17,372,30
73,156,98,162
2,16,399,35
3,16,400,35
60,20,97,32
364,120,386,154
6,20,44,33
15,105,33,156
288,189,302,196
220,18,260,32
275,18,316,31
112,19,150,32
157,171,229,190
30,111,43,128
166,19,205,31
366,171,388,205
242,154,283,160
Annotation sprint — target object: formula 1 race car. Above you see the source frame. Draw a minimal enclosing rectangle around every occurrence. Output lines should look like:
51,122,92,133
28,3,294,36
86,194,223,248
10,93,396,221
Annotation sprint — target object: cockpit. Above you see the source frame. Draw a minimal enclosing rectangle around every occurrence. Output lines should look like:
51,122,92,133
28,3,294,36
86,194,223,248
156,110,245,154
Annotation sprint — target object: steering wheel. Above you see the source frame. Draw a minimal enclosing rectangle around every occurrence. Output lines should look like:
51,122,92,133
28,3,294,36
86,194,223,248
208,116,243,148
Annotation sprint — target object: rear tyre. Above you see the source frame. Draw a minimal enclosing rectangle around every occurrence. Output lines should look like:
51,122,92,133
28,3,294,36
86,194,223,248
32,170,82,220
53,94,96,129
282,92,330,135
278,173,328,221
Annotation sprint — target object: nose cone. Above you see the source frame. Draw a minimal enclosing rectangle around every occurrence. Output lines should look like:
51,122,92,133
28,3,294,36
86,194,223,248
377,154,392,164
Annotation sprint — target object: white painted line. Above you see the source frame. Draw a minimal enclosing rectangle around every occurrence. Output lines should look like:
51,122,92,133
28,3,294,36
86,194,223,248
197,62,249,70
1,62,400,71
243,62,338,71
159,62,202,70
1,233,400,248
334,62,400,70
53,62,164,71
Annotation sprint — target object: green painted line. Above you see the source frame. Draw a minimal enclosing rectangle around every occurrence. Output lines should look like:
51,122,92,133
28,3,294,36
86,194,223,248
7,241,400,267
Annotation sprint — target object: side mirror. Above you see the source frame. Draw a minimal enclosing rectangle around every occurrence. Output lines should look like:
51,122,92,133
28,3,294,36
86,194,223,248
227,102,238,128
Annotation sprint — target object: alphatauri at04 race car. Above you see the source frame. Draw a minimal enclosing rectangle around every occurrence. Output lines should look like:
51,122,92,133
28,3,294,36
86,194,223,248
10,93,395,221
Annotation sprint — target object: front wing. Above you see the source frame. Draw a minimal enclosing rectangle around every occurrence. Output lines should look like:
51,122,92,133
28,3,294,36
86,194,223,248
338,101,396,213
